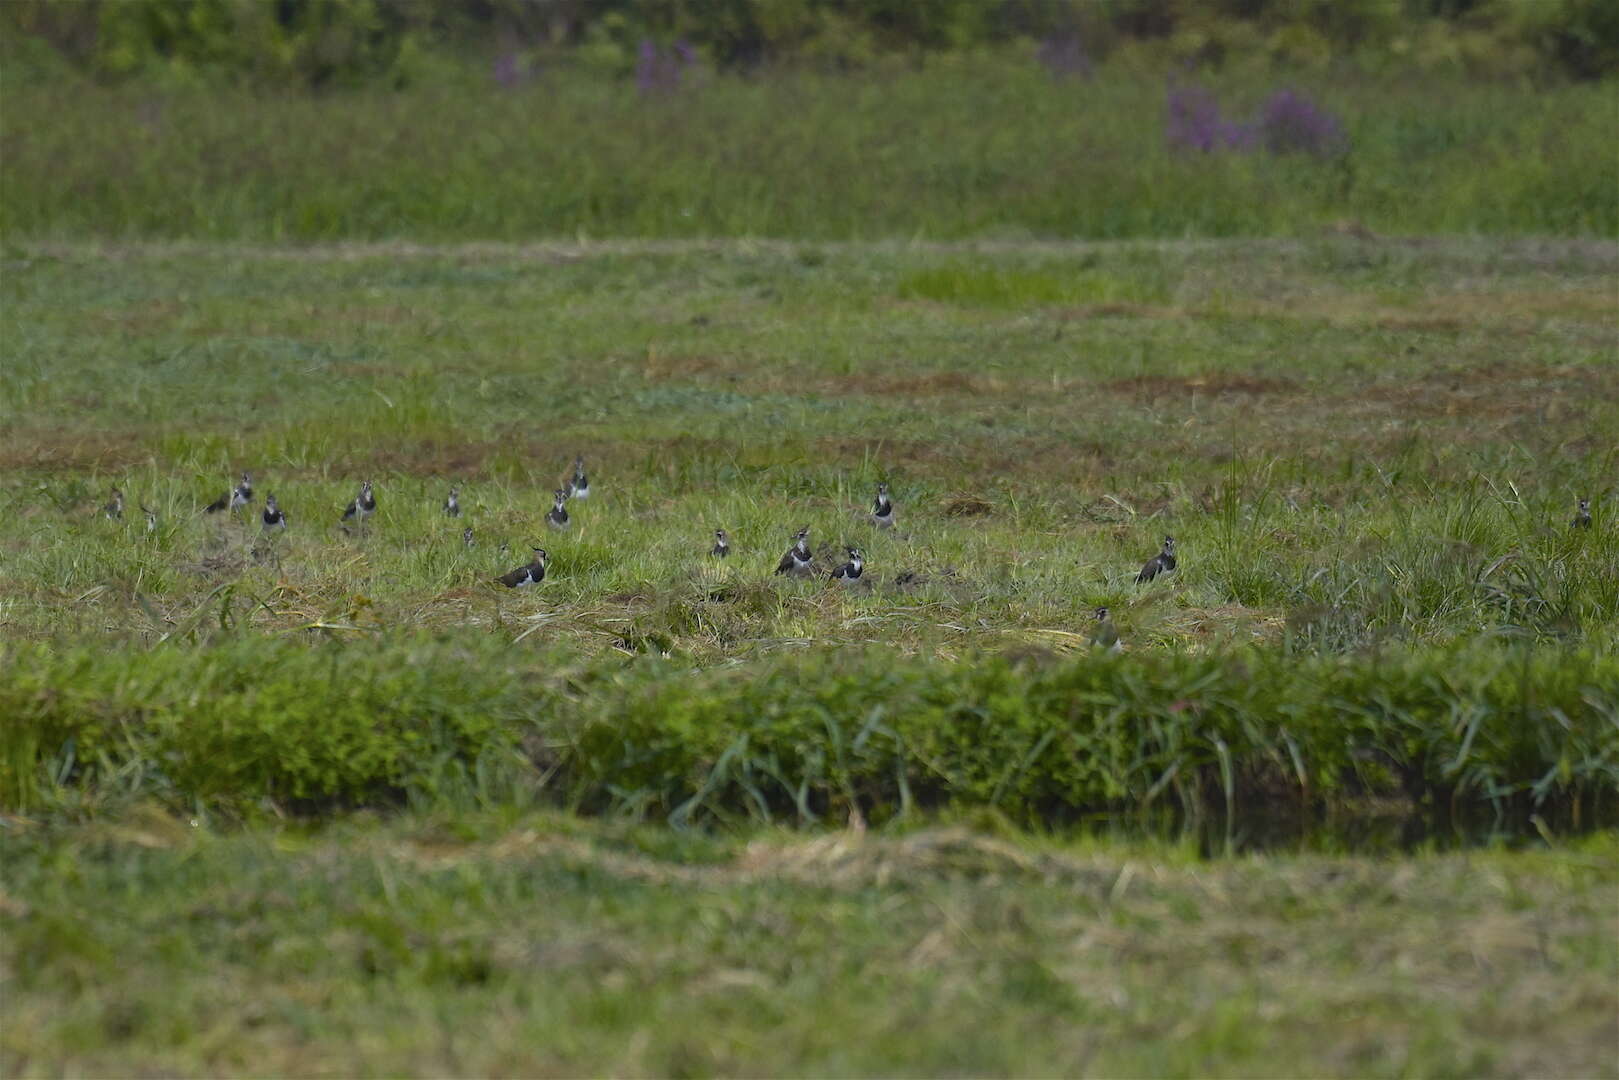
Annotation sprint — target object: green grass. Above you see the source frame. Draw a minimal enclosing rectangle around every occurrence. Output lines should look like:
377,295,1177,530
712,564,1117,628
3,814,1615,1077
2,58,1616,240
1,236,1615,837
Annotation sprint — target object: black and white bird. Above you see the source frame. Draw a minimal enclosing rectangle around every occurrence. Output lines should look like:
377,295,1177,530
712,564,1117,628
568,456,590,501
871,482,895,529
1572,497,1592,529
444,486,461,517
463,526,476,548
140,503,157,533
261,492,287,532
1137,535,1177,583
546,489,571,530
205,471,253,514
1090,606,1121,652
774,527,814,577
496,546,548,589
103,487,124,520
341,480,376,530
829,546,864,582
710,529,730,558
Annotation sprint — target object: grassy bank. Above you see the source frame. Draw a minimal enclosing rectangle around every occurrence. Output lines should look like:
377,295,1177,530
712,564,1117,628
2,60,1615,240
5,636,1617,841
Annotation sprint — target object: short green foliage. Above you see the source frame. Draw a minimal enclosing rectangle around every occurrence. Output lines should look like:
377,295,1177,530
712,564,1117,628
1,637,524,812
6,639,1615,839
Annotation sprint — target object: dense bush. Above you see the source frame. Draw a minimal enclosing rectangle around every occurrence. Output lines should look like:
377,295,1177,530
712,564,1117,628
4,637,1615,841
3,0,1614,87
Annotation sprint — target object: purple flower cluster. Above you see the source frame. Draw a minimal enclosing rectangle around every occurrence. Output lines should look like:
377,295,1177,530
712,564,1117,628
1036,34,1092,80
1257,88,1347,157
492,50,528,90
637,38,696,96
1166,83,1347,158
1166,83,1253,153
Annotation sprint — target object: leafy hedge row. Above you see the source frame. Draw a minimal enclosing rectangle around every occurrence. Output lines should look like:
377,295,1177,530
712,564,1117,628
3,637,1615,838
7,0,1616,86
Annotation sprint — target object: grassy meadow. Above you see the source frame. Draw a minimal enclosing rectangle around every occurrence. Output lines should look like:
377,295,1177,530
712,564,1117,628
3,55,1619,1077
3,59,1616,240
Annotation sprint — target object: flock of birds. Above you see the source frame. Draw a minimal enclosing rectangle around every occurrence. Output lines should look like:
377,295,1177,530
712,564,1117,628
97,464,1598,650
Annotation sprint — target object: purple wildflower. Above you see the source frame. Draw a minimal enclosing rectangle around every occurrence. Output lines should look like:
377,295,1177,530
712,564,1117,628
636,38,696,96
1257,88,1348,158
1166,83,1346,158
1166,83,1250,154
1036,34,1092,80
492,50,525,90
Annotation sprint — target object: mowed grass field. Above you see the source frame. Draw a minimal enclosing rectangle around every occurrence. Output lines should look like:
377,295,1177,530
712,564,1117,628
3,235,1618,1075
5,815,1616,1077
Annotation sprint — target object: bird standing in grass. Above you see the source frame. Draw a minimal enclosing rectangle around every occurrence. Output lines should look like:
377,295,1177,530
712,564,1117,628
1137,535,1177,583
775,527,814,577
569,456,590,501
496,546,547,588
341,480,376,532
829,546,864,582
871,482,895,528
1572,498,1592,529
206,471,253,515
711,529,730,558
262,493,287,532
140,503,157,533
546,489,571,531
1090,606,1121,652
103,487,123,520
463,526,475,548
444,486,461,517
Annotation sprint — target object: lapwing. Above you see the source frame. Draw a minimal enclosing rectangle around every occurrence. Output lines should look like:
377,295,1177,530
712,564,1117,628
829,546,864,582
871,482,895,528
261,492,287,532
463,526,476,548
711,528,730,558
444,485,461,518
496,546,548,589
205,471,253,514
140,503,157,533
546,489,571,530
1137,535,1177,583
568,456,590,501
774,527,814,577
341,480,376,531
103,487,124,520
1089,606,1121,652
1572,498,1592,529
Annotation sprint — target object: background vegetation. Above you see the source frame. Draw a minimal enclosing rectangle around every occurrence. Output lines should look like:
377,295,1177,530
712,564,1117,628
7,0,1618,86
